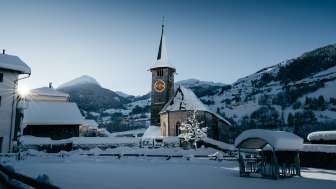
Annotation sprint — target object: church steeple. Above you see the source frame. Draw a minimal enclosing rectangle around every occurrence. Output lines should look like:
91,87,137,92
150,17,175,71
149,18,176,126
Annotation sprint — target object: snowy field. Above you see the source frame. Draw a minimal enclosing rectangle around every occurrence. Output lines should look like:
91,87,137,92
1,148,336,189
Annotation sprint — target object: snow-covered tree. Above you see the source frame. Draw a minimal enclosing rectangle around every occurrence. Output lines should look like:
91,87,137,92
178,109,207,149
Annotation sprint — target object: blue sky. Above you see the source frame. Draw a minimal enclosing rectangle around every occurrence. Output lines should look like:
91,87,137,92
1,0,336,95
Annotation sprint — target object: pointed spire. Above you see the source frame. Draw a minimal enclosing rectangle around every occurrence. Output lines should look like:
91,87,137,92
157,17,165,60
149,17,175,71
157,16,168,62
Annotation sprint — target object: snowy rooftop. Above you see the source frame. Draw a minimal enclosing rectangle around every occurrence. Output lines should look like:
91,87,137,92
149,59,176,70
0,53,31,74
307,131,336,142
234,129,303,151
23,101,84,127
160,86,231,125
30,87,70,98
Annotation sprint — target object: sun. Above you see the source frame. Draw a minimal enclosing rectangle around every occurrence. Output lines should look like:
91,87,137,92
17,84,30,97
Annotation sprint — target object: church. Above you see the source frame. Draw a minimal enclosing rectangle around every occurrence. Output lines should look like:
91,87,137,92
145,22,231,141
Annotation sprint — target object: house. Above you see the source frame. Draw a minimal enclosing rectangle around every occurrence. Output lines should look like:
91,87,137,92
0,50,31,153
144,23,231,142
22,85,84,140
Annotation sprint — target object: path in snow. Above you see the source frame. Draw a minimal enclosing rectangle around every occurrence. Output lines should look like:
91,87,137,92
5,156,336,189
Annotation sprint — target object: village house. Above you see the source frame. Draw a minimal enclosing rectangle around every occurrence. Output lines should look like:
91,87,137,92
22,84,85,140
0,50,31,153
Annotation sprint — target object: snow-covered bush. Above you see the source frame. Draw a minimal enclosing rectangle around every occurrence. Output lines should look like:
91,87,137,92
178,109,207,149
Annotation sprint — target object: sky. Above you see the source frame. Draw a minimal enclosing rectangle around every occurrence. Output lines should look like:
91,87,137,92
1,0,336,95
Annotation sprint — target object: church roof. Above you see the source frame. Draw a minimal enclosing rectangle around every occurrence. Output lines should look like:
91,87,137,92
149,23,175,71
160,86,231,126
0,53,31,74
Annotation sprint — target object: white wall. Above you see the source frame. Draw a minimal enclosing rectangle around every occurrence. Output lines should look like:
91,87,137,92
0,69,18,153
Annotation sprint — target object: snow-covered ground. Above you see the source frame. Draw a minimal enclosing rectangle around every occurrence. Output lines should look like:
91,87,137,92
2,152,336,189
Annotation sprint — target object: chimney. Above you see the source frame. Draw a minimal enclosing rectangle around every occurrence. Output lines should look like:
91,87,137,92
2,49,5,54
49,82,53,88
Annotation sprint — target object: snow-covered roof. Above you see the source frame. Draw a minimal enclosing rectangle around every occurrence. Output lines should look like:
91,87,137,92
142,126,161,139
307,131,336,141
30,87,69,98
234,129,303,151
160,86,231,126
0,53,31,74
23,101,84,127
82,119,99,129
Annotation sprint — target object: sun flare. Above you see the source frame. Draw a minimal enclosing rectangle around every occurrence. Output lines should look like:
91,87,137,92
17,84,30,97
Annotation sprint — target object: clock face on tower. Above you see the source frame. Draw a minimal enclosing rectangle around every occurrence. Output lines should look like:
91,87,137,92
154,79,166,93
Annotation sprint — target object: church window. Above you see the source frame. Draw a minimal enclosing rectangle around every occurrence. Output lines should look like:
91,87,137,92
157,69,164,77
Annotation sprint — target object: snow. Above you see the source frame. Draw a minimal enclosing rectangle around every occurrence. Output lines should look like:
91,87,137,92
115,91,130,98
23,101,84,127
142,126,161,138
0,53,31,74
176,79,227,88
21,136,73,145
58,75,100,89
2,154,336,189
307,130,336,141
161,86,209,113
82,119,99,129
109,128,146,137
161,86,231,125
30,87,69,98
234,129,303,151
203,137,235,151
20,135,140,146
298,79,336,102
302,144,336,153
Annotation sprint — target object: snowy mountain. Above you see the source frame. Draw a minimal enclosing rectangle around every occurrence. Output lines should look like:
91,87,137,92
202,43,336,137
57,75,129,112
115,91,131,98
58,75,100,89
175,79,228,98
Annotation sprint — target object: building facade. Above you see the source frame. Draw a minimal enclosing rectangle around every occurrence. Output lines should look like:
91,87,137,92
0,51,31,153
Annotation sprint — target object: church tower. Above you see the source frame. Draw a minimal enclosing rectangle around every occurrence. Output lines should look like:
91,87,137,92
149,21,176,126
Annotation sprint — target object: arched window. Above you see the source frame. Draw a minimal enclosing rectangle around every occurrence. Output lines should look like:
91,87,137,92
175,121,181,136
